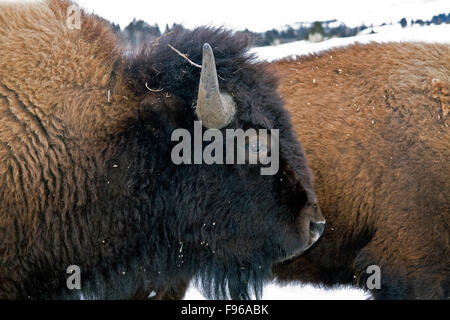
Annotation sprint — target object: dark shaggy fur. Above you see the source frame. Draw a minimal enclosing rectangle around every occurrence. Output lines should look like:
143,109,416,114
0,0,319,299
144,42,449,300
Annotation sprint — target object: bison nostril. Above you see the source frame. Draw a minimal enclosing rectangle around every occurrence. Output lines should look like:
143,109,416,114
309,220,325,240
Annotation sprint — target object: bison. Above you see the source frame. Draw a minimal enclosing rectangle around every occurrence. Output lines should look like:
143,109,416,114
0,0,325,299
271,42,449,300
146,42,449,300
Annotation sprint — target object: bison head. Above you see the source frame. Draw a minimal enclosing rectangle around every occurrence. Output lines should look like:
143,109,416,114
122,27,324,299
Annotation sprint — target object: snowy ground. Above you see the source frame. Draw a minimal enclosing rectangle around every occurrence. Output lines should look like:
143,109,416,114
186,23,449,300
185,282,370,300
251,24,450,62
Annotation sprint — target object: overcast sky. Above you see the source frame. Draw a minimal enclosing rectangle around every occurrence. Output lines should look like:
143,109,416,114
71,0,449,31
3,0,448,31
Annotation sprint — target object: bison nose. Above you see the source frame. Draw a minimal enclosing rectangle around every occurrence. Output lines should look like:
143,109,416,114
309,219,325,243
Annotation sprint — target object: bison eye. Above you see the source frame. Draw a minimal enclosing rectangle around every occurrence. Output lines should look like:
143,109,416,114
239,132,271,165
249,141,267,154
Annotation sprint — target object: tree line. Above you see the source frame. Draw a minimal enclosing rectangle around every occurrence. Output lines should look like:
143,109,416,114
111,12,450,49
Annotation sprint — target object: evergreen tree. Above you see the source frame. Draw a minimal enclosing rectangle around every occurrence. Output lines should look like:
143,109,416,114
400,18,407,28
310,22,324,36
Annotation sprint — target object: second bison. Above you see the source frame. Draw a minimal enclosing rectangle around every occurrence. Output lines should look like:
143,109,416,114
272,42,449,299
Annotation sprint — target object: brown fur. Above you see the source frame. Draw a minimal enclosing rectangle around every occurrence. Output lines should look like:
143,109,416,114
0,0,135,197
0,0,140,298
271,42,449,299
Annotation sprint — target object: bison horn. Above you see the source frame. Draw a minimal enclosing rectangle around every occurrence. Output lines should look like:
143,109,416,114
196,43,236,129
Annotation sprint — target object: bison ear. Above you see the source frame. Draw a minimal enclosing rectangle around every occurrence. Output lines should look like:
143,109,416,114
195,43,237,129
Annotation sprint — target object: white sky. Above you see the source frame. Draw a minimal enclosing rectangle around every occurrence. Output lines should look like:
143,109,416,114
54,0,450,32
4,0,448,31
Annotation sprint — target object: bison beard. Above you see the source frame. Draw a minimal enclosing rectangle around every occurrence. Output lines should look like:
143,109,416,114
0,0,320,299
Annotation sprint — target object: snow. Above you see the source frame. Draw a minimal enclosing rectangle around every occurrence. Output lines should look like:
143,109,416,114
185,282,369,300
251,24,450,62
